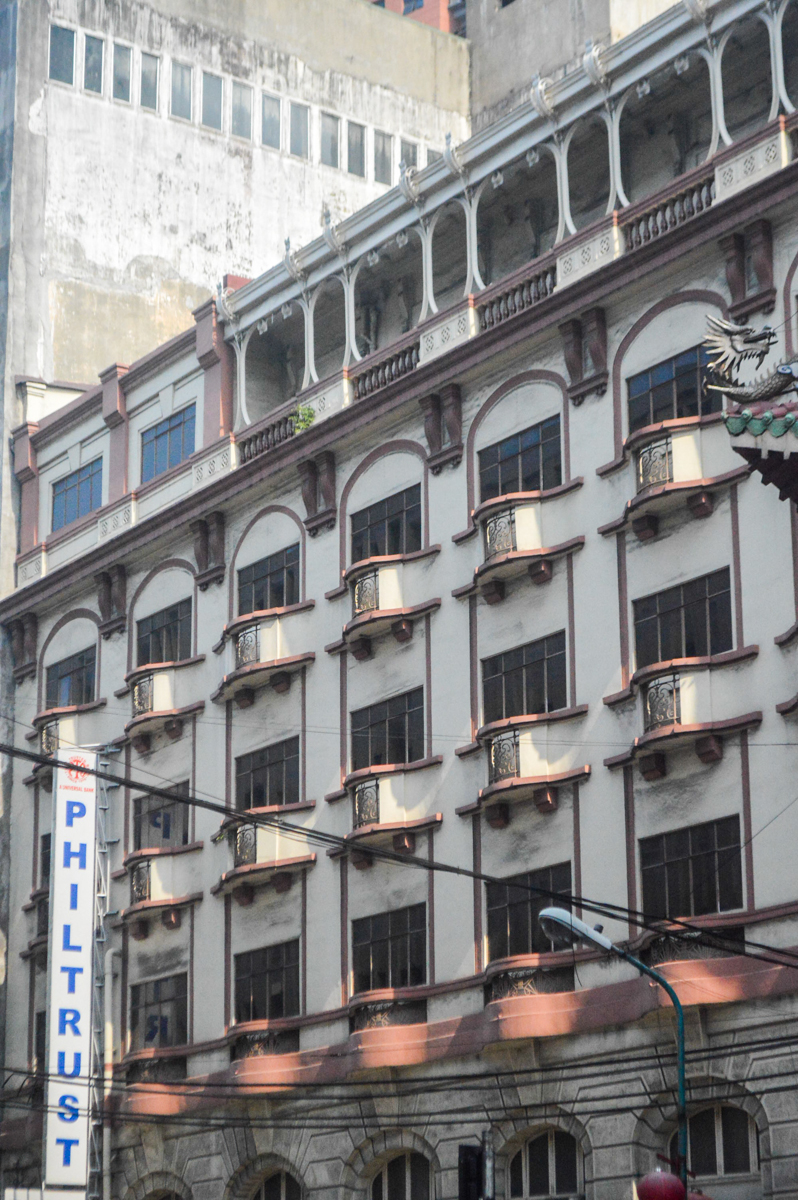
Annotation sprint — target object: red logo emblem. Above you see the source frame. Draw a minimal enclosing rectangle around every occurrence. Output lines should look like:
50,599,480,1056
67,756,89,782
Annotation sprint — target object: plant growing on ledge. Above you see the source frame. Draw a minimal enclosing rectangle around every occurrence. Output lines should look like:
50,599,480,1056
293,404,316,432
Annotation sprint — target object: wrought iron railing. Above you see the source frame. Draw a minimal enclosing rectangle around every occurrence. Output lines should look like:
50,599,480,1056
40,720,59,757
130,860,151,904
132,674,154,717
644,675,681,731
352,570,379,616
235,625,260,669
353,779,379,828
488,731,520,784
484,508,516,558
637,436,673,491
234,823,257,868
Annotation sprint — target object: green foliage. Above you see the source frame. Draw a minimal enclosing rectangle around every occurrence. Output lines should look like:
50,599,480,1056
293,404,316,432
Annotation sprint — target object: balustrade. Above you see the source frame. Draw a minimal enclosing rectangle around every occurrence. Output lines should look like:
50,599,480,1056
235,625,261,669
622,176,715,252
234,824,257,868
644,675,681,731
637,437,673,491
488,731,520,784
352,342,420,401
484,509,516,558
352,571,380,616
237,413,296,464
130,860,151,905
132,674,154,718
40,720,59,757
478,265,556,332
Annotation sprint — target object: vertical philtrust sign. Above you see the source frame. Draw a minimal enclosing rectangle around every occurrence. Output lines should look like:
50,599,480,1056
44,751,98,1192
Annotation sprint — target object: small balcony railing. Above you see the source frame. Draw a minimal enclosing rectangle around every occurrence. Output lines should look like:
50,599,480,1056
637,437,673,492
235,625,260,669
130,860,151,905
484,509,516,558
234,823,257,868
353,779,379,828
40,720,59,757
488,731,520,784
132,675,154,718
36,895,50,938
352,570,379,617
644,675,681,731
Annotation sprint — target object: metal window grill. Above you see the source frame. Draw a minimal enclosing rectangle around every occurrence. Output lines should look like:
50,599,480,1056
485,508,516,558
637,436,673,492
132,674,154,717
235,625,260,669
40,720,59,757
488,730,520,783
353,779,379,828
234,823,257,867
644,675,681,731
130,859,151,904
353,570,379,616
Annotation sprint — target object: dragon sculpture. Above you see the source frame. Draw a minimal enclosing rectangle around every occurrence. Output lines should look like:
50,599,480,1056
704,316,798,404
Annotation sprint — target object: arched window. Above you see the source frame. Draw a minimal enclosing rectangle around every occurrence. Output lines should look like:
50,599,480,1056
509,1130,580,1198
669,1106,759,1177
371,1151,431,1200
253,1172,301,1200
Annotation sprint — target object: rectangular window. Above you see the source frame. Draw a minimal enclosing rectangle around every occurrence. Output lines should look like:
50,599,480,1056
478,416,561,503
482,632,566,725
84,35,103,93
235,738,300,811
201,71,222,130
404,0,424,10
34,1011,47,1071
136,599,192,666
262,93,280,148
45,646,96,709
171,61,192,120
487,862,572,961
351,687,424,772
52,457,102,532
400,139,417,168
348,121,365,177
234,939,299,1023
321,112,340,168
40,833,52,889
238,543,299,615
374,129,392,184
129,973,188,1051
141,404,195,483
427,148,442,164
633,568,732,669
290,102,309,159
133,782,190,851
353,903,426,993
140,52,158,109
627,345,721,435
232,81,252,139
49,25,75,85
351,484,421,563
113,43,131,101
640,816,743,919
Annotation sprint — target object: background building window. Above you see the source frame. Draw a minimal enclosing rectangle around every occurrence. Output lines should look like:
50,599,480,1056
52,458,102,531
351,484,421,562
374,129,392,184
509,1130,579,1198
232,81,252,139
633,568,732,669
321,112,340,167
353,903,426,993
171,61,192,120
669,1106,758,1178
479,416,561,502
49,26,75,85
136,599,192,666
238,543,299,614
113,43,131,101
141,404,195,483
290,102,309,159
40,833,51,889
133,782,190,851
482,632,566,724
254,1173,301,1200
235,738,300,810
34,1011,47,1072
487,863,572,961
400,138,417,167
348,122,365,176
202,72,223,130
234,939,300,1022
45,646,96,709
140,52,158,109
427,148,442,164
371,1153,430,1200
351,687,424,771
84,35,103,93
640,815,743,919
262,93,281,148
627,345,720,434
129,973,188,1051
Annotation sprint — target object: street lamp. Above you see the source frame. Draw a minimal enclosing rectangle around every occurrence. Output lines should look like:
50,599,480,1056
538,907,687,1192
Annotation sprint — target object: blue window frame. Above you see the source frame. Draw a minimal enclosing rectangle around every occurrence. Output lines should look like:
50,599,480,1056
52,458,102,532
141,405,195,484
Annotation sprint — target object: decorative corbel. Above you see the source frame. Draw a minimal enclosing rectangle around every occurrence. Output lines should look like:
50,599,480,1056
215,281,237,326
298,452,337,536
322,205,348,264
7,612,37,684
283,238,307,287
398,162,422,209
720,221,775,322
191,511,226,589
420,385,463,474
443,133,469,194
582,40,609,91
558,307,608,404
95,564,127,638
530,75,556,123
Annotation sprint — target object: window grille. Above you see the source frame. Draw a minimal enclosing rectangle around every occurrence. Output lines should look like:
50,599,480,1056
130,860,151,904
132,674,154,717
40,721,59,758
234,939,300,1023
45,646,96,709
488,731,519,783
235,625,260,669
482,632,566,725
637,436,673,491
353,570,379,615
484,507,516,558
234,824,257,868
352,903,426,993
129,973,188,1051
351,687,424,772
353,779,379,828
643,675,680,730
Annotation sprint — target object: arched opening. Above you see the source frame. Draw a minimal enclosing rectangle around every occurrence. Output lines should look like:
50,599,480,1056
252,1172,301,1200
244,305,306,423
668,1106,760,1181
353,231,424,357
431,201,468,312
783,0,798,109
619,57,713,204
476,151,558,286
371,1151,431,1200
509,1129,582,1198
567,116,610,231
312,277,347,381
722,15,774,141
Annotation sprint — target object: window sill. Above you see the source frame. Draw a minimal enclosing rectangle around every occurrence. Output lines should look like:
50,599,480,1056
325,546,442,600
325,598,441,656
31,697,107,729
215,601,315,651
210,651,314,705
475,707,588,743
218,800,315,834
327,813,443,860
124,656,205,687
121,890,203,922
603,710,763,770
597,465,751,539
210,853,317,901
453,535,585,599
335,756,444,796
596,412,725,477
456,764,591,816
603,646,759,707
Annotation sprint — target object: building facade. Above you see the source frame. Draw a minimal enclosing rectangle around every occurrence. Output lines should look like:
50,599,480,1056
3,1,798,1198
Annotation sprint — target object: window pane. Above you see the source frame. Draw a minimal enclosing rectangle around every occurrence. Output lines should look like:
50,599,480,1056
140,52,158,109
232,81,252,139
84,36,103,93
721,1107,751,1173
321,112,340,167
387,1156,405,1200
113,44,131,101
262,93,280,148
689,1108,717,1176
290,102,309,158
400,139,417,168
427,147,442,164
527,1135,550,1196
374,130,392,184
509,1151,523,1198
348,121,365,176
409,1153,429,1200
554,1132,578,1194
171,62,192,120
202,72,222,129
50,26,75,85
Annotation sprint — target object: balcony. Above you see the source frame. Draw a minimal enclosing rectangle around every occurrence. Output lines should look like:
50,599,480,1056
121,851,203,940
212,605,315,706
325,552,441,658
211,820,317,905
124,660,205,753
29,700,108,788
